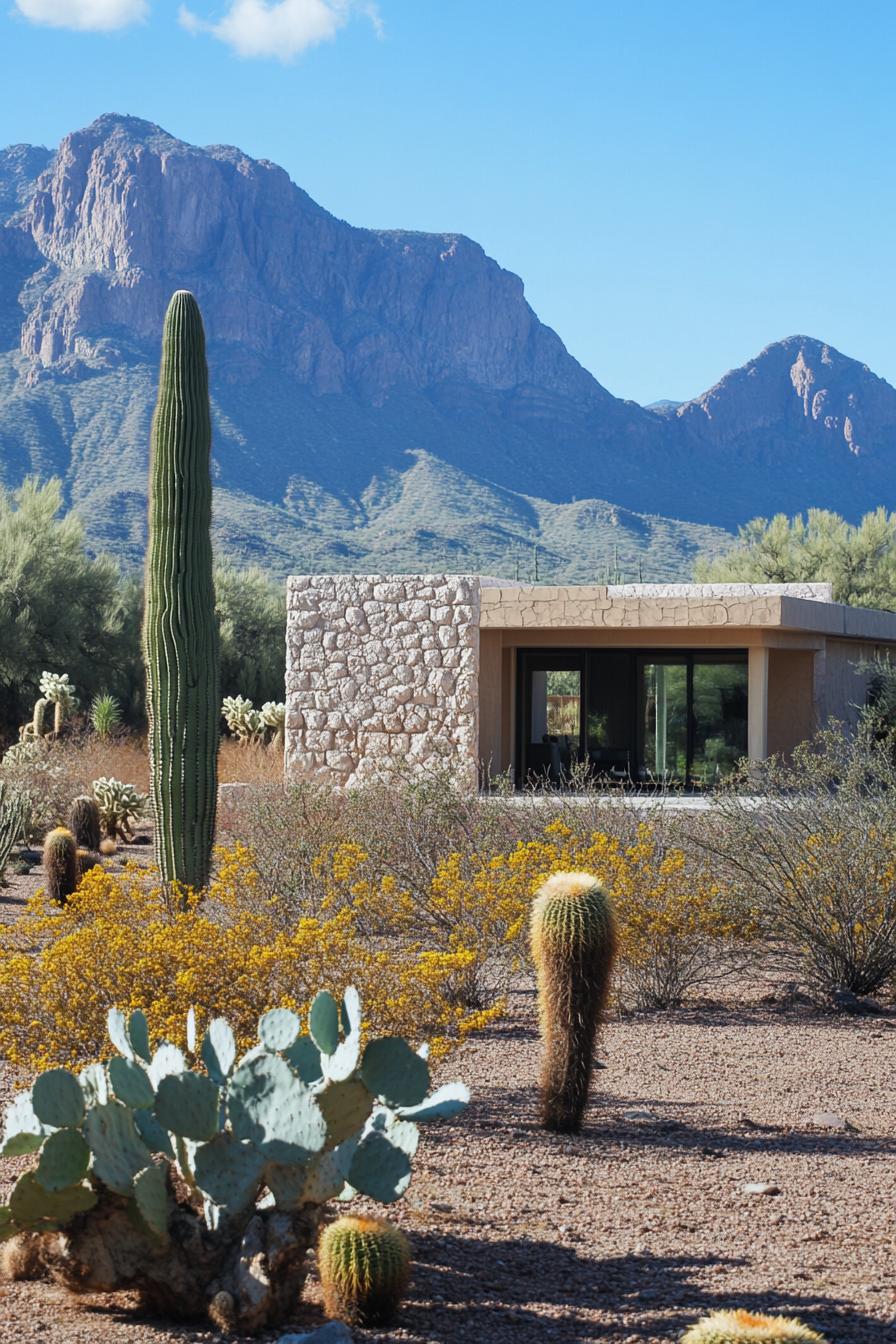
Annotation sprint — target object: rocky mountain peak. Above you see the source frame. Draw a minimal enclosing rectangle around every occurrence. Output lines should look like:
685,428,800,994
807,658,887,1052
675,335,896,458
4,114,608,409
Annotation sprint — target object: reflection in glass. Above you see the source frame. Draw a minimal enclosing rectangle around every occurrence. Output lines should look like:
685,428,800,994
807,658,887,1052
640,661,688,780
531,669,581,743
691,659,748,784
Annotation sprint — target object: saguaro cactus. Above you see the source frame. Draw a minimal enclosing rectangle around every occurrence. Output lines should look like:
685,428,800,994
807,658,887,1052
530,871,617,1132
143,291,219,891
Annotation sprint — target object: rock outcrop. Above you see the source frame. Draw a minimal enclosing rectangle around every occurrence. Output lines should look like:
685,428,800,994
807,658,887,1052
1,113,896,563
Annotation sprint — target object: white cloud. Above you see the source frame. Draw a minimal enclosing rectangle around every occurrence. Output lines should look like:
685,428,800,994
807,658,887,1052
14,0,148,29
178,0,379,61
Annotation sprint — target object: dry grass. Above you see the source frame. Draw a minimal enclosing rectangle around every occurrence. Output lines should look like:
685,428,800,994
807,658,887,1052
217,738,283,784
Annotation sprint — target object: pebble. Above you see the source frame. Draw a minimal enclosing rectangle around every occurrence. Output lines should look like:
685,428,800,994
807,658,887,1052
811,1111,849,1130
742,1182,781,1196
277,1324,353,1344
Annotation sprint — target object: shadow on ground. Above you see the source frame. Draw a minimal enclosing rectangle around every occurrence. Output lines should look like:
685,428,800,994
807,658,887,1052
372,1236,888,1342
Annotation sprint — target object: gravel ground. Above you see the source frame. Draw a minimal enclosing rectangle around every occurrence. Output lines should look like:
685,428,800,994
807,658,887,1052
1,848,894,1342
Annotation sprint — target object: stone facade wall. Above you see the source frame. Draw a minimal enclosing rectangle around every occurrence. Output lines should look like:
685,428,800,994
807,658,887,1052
286,575,480,788
479,585,791,629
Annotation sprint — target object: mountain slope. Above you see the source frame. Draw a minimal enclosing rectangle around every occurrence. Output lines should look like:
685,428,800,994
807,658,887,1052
1,115,895,577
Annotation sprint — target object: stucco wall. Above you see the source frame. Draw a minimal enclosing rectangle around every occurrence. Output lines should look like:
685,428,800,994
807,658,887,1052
767,649,817,756
285,575,480,788
814,638,880,730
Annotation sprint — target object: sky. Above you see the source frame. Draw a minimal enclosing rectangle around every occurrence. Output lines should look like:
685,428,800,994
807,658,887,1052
1,0,895,404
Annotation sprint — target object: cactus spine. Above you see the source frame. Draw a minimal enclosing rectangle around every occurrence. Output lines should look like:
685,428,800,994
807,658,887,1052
143,291,219,891
681,1310,827,1343
318,1216,411,1326
42,828,79,904
530,871,617,1133
69,796,101,852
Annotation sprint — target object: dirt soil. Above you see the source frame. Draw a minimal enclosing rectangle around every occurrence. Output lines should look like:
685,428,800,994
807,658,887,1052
0,850,893,1343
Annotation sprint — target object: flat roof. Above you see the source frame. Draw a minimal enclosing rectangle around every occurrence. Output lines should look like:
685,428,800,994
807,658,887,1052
479,582,896,641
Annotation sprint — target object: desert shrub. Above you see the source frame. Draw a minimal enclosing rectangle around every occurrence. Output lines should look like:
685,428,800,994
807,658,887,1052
216,563,287,707
479,819,752,1010
0,479,140,740
232,765,565,915
0,845,500,1072
696,723,896,999
0,734,150,842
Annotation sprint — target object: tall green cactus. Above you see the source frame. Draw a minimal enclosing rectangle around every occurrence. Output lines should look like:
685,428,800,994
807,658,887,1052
143,291,219,891
530,871,617,1133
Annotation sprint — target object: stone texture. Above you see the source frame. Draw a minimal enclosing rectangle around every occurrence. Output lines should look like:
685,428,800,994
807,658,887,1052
286,575,480,789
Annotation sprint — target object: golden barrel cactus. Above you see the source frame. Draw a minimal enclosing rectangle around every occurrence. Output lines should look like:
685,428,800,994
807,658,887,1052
681,1309,828,1344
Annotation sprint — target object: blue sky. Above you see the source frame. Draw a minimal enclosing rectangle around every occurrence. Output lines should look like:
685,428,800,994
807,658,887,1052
1,1,894,404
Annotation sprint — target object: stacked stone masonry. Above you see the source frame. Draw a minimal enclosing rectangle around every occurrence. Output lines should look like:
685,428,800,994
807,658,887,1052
286,575,480,788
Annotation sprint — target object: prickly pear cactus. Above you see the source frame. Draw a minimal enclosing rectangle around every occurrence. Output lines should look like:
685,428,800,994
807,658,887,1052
0,988,469,1333
680,1310,828,1344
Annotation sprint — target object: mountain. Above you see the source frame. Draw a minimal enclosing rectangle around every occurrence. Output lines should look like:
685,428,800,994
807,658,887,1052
1,114,895,579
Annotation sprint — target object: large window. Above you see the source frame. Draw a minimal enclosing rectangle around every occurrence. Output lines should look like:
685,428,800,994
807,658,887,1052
518,649,748,787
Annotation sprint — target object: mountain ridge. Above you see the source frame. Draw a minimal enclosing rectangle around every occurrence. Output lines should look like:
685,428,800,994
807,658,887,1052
1,114,895,578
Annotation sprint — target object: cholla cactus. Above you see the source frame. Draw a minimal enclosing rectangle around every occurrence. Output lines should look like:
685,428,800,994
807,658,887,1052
0,987,469,1333
39,673,78,737
318,1216,411,1326
222,695,264,745
91,778,148,842
260,701,286,750
681,1310,828,1343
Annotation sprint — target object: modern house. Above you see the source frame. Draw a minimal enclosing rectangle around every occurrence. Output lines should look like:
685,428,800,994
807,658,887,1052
285,577,896,790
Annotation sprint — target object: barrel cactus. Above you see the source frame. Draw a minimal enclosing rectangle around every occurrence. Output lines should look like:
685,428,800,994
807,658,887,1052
144,290,219,892
69,796,101,852
681,1310,828,1343
42,827,79,904
530,871,617,1132
0,987,469,1333
318,1215,410,1325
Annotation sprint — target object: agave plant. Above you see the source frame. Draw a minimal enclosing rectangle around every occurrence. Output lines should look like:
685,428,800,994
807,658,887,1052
90,693,122,740
0,987,469,1333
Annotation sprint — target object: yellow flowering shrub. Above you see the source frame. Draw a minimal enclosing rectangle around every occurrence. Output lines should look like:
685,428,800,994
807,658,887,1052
0,820,753,1073
306,819,752,1012
0,844,501,1073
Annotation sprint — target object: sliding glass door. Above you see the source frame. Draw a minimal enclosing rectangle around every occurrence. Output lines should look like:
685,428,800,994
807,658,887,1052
518,648,748,788
638,658,689,782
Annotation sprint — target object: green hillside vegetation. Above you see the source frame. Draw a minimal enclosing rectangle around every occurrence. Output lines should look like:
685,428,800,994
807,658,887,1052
0,479,285,739
0,349,732,583
695,508,896,609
